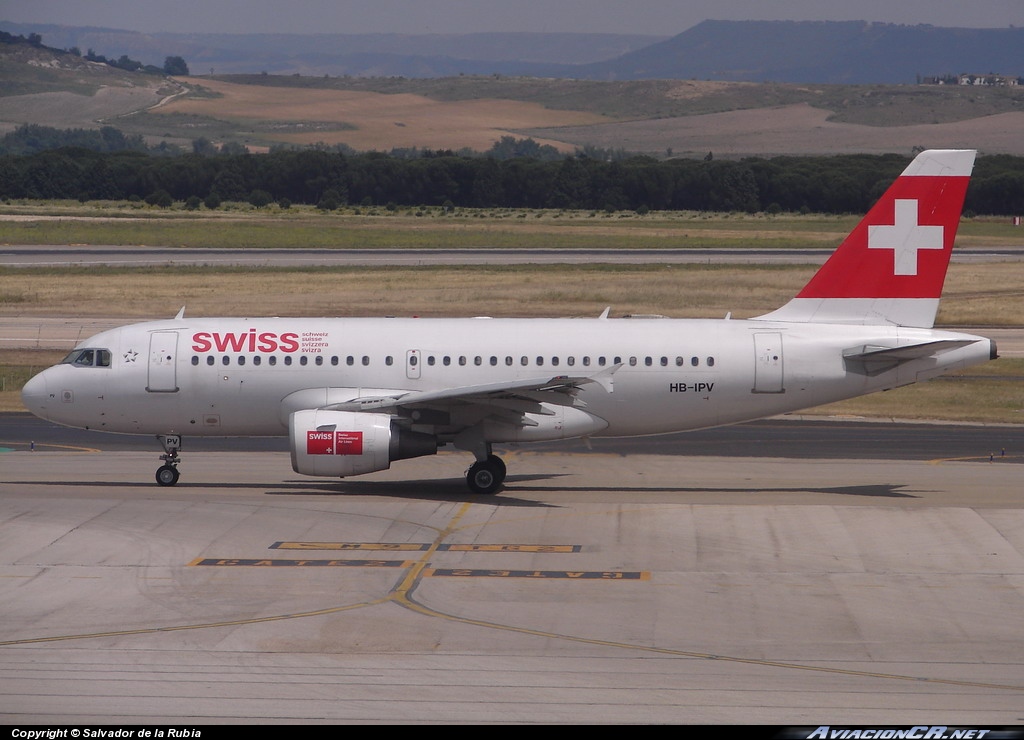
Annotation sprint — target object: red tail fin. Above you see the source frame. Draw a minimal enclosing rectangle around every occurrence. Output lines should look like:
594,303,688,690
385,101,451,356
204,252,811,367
757,149,975,328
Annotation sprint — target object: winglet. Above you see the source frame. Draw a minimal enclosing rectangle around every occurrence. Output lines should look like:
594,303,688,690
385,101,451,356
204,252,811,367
755,149,976,328
174,306,186,320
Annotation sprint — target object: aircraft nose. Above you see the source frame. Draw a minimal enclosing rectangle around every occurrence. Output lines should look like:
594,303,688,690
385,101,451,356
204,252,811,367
21,371,51,419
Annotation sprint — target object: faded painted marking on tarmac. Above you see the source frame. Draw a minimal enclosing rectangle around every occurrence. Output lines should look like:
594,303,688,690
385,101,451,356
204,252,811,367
271,541,580,553
426,568,648,579
196,541,635,577
0,441,102,452
192,557,643,578
190,558,414,567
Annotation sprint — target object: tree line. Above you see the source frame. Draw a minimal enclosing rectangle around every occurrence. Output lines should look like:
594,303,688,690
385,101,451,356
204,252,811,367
1,30,189,76
1,128,1023,215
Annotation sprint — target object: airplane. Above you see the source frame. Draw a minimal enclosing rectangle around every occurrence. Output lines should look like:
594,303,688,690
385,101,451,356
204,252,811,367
21,149,997,494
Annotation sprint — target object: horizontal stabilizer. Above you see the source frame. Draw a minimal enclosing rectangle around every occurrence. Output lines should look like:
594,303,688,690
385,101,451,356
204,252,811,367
843,339,978,375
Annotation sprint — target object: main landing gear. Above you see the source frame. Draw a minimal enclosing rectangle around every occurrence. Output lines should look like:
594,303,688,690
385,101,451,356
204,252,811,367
466,454,506,495
155,434,182,487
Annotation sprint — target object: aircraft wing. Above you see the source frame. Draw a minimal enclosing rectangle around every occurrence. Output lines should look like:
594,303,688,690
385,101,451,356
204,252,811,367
324,366,619,417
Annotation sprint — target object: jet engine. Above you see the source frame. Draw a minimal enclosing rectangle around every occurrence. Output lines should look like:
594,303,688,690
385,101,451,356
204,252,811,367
290,409,437,478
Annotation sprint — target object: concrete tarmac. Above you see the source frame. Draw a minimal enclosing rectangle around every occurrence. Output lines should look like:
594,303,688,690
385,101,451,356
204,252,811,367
1,446,1022,724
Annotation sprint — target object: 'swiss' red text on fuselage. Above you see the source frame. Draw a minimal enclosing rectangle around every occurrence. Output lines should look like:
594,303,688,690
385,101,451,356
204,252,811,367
191,330,301,353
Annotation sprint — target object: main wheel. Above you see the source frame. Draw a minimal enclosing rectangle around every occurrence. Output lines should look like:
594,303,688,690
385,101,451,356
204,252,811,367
155,464,180,487
466,457,505,494
486,454,506,481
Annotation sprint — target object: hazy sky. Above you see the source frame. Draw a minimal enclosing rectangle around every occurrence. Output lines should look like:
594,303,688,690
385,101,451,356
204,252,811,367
2,0,1022,36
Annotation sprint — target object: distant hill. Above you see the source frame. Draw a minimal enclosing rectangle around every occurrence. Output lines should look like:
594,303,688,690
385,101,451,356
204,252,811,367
0,22,665,77
1,19,1022,83
576,20,1024,84
3,26,1024,158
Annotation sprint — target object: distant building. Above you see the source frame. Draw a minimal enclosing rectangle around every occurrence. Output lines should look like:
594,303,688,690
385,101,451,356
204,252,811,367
920,73,1021,86
958,73,1019,86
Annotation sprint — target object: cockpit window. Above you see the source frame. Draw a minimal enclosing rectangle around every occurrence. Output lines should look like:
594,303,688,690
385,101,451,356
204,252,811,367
61,348,111,367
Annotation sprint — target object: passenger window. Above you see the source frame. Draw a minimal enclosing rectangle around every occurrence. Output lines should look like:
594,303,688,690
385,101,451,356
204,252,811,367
315,356,323,366
708,357,715,367
269,356,277,366
253,355,261,366
191,356,199,366
207,356,215,366
691,356,699,367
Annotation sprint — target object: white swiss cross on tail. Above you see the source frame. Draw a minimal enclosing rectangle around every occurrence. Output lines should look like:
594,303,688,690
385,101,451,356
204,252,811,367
756,149,976,329
868,198,944,276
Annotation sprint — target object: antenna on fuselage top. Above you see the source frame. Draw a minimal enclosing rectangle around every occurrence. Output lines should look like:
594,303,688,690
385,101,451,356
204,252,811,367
174,306,186,320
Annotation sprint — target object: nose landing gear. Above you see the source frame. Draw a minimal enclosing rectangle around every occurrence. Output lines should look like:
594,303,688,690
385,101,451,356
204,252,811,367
156,434,181,486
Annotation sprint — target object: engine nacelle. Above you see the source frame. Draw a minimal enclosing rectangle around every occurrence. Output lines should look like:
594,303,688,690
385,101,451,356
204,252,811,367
290,409,437,478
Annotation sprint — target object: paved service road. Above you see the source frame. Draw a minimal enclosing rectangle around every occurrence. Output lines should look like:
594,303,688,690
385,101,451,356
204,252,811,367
1,414,1022,724
4,244,1024,268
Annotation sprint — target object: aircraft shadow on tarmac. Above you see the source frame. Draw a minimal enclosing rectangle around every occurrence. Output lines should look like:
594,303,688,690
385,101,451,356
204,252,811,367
12,474,924,501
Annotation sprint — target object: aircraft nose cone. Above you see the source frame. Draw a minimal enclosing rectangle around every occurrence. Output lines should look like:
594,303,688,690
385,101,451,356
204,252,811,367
21,372,51,419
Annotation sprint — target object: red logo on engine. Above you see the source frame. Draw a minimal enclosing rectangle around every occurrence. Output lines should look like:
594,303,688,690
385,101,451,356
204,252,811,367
306,431,363,455
336,432,363,455
307,431,335,455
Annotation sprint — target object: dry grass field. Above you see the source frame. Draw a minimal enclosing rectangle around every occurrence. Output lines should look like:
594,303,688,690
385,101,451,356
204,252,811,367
3,261,1024,324
146,77,1024,157
7,69,1024,156
153,78,607,152
529,104,1024,158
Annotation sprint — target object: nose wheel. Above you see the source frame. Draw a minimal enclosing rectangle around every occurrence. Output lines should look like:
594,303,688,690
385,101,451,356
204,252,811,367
155,434,182,487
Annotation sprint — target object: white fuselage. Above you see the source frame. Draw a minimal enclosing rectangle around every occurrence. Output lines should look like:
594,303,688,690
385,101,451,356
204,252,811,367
22,315,994,441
